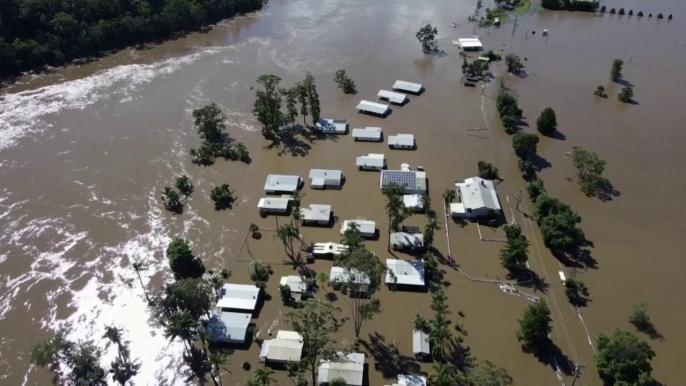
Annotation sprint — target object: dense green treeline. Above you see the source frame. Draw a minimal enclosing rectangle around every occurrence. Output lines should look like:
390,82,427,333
0,0,264,81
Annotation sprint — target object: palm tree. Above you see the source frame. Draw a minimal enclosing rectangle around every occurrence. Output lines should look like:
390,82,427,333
208,350,228,386
164,311,197,353
183,346,212,385
443,188,456,206
430,363,456,386
383,183,405,250
317,271,329,291
253,366,276,386
276,223,297,257
161,187,182,213
175,175,195,198
291,208,303,235
132,261,152,305
249,223,260,239
103,326,141,386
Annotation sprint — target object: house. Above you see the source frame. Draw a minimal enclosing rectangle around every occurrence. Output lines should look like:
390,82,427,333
259,330,304,364
301,204,332,225
279,276,308,301
309,169,344,189
352,127,383,142
340,219,376,238
390,232,424,252
316,119,348,134
356,153,386,171
386,375,428,386
392,80,423,94
318,352,365,386
379,170,427,195
330,267,371,293
386,259,425,287
216,283,261,312
264,175,302,194
207,311,251,344
403,194,424,212
456,37,483,51
451,177,502,219
313,242,348,257
356,100,390,117
412,330,431,361
377,90,408,104
388,134,415,149
257,196,291,214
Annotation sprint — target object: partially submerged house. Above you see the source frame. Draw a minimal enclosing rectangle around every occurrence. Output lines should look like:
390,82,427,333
388,134,415,150
259,330,304,365
451,177,502,220
318,352,366,386
330,267,371,294
390,232,424,252
340,219,376,238
356,100,390,117
309,169,344,189
207,311,251,344
385,259,425,287
455,37,483,51
356,153,386,171
301,204,332,226
392,80,423,94
352,127,383,142
264,174,302,194
377,90,408,104
403,194,424,212
412,330,431,361
386,374,428,386
257,196,291,214
379,170,427,195
312,242,348,257
316,119,348,134
216,283,261,312
279,275,308,301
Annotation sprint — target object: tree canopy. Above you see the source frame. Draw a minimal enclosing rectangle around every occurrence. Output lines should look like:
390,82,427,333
516,300,552,352
533,194,585,250
595,329,655,386
618,86,634,103
416,24,438,53
166,238,206,280
31,331,108,385
477,161,500,180
512,133,539,159
500,223,530,273
611,59,624,82
536,108,557,136
334,70,357,94
571,147,609,196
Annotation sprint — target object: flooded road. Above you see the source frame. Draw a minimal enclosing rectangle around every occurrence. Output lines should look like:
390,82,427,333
1,0,685,384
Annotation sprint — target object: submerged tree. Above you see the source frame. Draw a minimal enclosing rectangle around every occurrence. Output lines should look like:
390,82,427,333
334,70,357,94
629,302,652,332
536,107,557,136
103,326,141,386
610,59,624,82
304,72,321,124
564,277,590,307
383,183,409,248
31,331,108,386
166,238,206,280
443,188,456,206
618,86,634,103
500,224,530,272
594,85,607,98
477,161,500,180
595,329,655,386
429,291,453,361
516,300,552,353
281,87,299,128
526,179,546,202
253,75,283,139
210,184,235,210
175,175,195,198
505,53,524,74
161,186,183,213
571,147,609,195
512,133,540,159
416,24,438,53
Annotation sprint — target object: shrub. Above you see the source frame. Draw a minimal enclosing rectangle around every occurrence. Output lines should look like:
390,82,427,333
536,107,557,136
657,13,663,19
629,303,651,331
279,284,294,306
618,8,625,15
600,5,606,12
610,8,616,14
618,87,634,103
249,260,271,282
477,161,500,180
637,11,644,17
594,85,606,97
628,10,633,16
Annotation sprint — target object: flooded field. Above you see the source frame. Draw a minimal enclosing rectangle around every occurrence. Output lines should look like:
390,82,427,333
1,0,685,384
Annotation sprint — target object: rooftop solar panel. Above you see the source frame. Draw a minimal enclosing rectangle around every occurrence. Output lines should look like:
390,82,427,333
381,171,417,189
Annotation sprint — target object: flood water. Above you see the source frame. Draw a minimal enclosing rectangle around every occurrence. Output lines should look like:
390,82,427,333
1,0,685,384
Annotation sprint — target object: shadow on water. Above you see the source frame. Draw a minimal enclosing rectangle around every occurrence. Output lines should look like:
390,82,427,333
514,269,550,294
553,245,599,270
550,130,566,141
360,332,421,379
264,125,340,157
525,341,574,376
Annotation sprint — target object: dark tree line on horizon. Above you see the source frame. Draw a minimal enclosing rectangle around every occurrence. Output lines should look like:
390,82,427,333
0,0,265,82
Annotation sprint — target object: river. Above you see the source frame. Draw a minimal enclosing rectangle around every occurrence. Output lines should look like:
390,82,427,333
1,0,685,384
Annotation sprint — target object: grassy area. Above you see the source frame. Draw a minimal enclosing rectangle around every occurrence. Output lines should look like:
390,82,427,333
515,0,538,15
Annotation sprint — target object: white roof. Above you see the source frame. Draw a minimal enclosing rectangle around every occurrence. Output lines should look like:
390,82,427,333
356,100,390,115
260,331,304,362
456,177,502,211
340,220,376,236
352,127,383,140
399,374,428,386
388,134,415,147
309,169,344,183
330,267,371,285
280,276,307,293
207,311,251,343
258,197,290,210
216,283,260,311
386,259,425,286
301,204,332,222
390,232,424,249
378,90,408,104
413,330,430,355
403,194,424,209
313,242,348,256
458,37,483,48
264,174,301,192
318,353,365,386
316,119,348,134
393,80,423,93
356,153,385,168
450,202,466,215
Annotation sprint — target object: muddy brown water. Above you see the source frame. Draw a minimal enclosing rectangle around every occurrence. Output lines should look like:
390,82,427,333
1,0,686,384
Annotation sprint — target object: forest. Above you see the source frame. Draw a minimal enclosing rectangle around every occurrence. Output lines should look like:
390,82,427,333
0,0,264,81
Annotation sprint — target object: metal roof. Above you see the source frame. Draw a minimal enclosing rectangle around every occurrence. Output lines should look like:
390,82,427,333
318,352,365,386
264,174,301,192
380,170,427,192
316,119,348,134
301,204,332,222
386,259,425,286
392,80,422,93
260,331,304,362
279,276,307,293
390,232,424,249
340,220,376,236
330,267,371,285
399,374,428,386
309,169,344,185
403,194,424,209
378,90,408,104
216,283,260,311
352,127,383,140
388,134,415,147
356,100,390,115
207,311,251,343
356,153,386,168
457,37,483,48
412,330,430,355
258,197,290,210
455,177,501,211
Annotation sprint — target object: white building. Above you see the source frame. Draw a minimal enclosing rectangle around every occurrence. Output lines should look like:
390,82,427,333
318,352,365,386
309,169,344,189
352,127,383,142
301,204,332,225
356,153,386,171
388,134,415,149
312,242,348,257
330,267,371,293
264,174,302,194
451,177,502,219
207,311,251,344
386,259,425,287
456,37,483,51
377,90,408,104
412,330,431,361
356,100,390,117
279,276,307,300
390,232,424,251
380,170,427,195
216,283,261,312
403,194,424,212
258,196,291,214
386,375,428,386
392,80,423,94
260,330,304,364
340,219,376,238
316,119,348,134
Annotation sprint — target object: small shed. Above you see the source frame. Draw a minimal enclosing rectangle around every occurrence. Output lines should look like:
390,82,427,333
392,80,423,94
207,311,251,344
403,195,424,212
216,283,261,312
301,204,332,225
386,259,426,287
309,169,344,189
340,219,376,238
330,267,371,293
356,153,386,171
316,119,348,134
356,100,390,117
260,330,304,364
378,90,408,104
258,196,291,214
388,134,415,149
352,127,383,142
318,352,365,386
413,330,431,360
279,275,308,300
264,174,302,194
